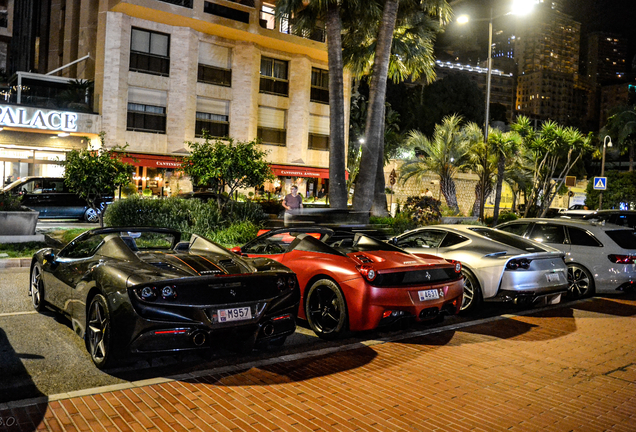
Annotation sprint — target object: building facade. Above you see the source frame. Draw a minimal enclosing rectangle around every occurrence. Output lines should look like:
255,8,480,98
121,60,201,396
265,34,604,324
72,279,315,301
3,0,348,199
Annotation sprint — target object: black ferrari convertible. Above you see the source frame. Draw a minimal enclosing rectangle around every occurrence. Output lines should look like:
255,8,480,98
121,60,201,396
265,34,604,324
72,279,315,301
29,227,300,369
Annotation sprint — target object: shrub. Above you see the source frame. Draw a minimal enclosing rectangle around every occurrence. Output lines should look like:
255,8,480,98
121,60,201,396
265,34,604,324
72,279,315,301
222,201,268,224
209,220,260,247
401,196,442,226
370,213,418,236
485,211,518,226
0,193,27,211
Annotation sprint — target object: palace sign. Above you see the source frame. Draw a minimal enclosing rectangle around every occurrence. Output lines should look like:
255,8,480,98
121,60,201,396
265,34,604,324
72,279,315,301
0,105,78,132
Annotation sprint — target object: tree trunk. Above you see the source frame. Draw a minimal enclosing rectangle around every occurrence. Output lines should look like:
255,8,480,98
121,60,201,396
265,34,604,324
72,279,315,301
353,0,399,212
491,157,505,226
440,175,459,213
326,2,348,209
472,183,481,217
371,104,389,216
630,144,634,172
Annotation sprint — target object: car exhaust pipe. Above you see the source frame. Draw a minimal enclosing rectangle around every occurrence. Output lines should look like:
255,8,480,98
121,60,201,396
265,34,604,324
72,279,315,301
192,331,206,346
263,322,275,337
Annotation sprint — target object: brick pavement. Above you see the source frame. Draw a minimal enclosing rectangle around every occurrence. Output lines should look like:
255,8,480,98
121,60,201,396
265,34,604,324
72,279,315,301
1,296,635,431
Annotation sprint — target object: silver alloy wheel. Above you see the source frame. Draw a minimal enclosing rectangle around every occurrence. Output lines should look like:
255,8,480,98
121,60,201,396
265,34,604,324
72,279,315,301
30,265,45,312
460,269,482,313
567,264,593,299
87,295,110,368
84,207,100,223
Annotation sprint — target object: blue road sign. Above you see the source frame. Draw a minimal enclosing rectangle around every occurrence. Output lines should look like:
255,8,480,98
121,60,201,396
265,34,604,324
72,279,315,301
593,177,607,190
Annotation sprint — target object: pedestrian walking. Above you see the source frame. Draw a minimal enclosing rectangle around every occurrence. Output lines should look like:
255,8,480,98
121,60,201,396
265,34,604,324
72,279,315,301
282,185,303,225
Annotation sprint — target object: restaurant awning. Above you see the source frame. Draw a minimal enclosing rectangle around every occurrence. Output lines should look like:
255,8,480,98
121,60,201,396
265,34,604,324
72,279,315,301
116,152,182,168
270,164,330,179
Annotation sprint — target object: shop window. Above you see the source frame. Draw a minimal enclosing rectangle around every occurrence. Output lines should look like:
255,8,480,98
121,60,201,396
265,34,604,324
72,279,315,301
260,57,289,96
311,68,329,104
198,42,232,87
130,28,170,76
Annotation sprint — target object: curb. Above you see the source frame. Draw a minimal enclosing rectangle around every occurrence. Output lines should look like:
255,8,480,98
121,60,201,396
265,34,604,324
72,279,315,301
0,258,32,269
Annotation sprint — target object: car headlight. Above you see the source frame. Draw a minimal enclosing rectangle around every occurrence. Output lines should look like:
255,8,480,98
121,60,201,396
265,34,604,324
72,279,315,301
161,285,177,299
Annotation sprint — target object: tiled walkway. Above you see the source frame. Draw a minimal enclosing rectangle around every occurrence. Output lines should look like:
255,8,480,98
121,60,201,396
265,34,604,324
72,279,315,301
1,297,635,431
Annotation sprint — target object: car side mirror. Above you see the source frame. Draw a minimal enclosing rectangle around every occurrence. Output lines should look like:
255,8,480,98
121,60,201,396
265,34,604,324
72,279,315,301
230,246,242,254
44,251,56,263
391,237,398,246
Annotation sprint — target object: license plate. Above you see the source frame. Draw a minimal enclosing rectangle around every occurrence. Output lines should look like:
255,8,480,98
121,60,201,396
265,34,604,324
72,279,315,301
546,273,560,283
218,307,252,322
418,289,440,301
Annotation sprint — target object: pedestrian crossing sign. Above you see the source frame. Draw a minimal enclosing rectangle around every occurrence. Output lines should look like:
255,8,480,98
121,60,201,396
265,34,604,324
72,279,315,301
593,177,607,190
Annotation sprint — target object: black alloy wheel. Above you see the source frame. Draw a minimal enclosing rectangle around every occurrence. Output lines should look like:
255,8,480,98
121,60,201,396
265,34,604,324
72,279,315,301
305,279,348,340
30,264,46,312
86,294,112,369
567,264,594,299
459,269,482,314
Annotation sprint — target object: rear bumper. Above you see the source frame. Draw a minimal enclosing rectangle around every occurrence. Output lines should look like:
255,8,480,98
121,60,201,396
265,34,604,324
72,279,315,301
489,284,568,305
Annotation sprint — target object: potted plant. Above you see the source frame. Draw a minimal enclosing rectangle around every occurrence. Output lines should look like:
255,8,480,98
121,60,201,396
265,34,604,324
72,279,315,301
0,193,39,236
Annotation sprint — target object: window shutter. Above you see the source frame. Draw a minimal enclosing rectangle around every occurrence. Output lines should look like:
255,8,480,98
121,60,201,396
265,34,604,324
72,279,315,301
258,106,286,129
196,97,229,115
199,42,231,68
128,87,168,107
309,114,329,135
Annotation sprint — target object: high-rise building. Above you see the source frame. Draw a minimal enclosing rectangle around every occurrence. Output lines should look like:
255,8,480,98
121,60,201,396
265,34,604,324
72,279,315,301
2,0,346,198
514,1,586,127
587,32,628,85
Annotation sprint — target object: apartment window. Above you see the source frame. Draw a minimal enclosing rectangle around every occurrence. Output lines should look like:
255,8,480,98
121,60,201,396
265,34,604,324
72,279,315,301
257,106,286,146
130,28,170,76
198,42,232,86
203,2,250,24
195,98,230,138
308,114,329,150
127,87,167,134
260,57,289,96
311,68,329,104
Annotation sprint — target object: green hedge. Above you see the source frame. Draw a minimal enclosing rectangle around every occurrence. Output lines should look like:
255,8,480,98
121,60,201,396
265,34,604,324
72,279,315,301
103,196,266,247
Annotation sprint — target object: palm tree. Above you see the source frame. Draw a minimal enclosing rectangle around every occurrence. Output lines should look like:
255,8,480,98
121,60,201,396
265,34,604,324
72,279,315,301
349,0,452,215
602,105,636,172
462,130,496,218
400,115,477,213
489,129,522,225
275,0,353,208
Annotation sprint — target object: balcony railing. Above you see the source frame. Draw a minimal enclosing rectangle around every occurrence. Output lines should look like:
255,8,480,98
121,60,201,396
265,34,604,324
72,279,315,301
156,0,193,8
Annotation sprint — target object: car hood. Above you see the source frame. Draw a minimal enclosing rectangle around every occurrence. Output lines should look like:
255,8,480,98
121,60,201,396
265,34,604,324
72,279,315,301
120,251,289,286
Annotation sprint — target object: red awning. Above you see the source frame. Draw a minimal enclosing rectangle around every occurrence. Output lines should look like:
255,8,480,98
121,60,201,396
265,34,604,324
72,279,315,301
116,152,182,168
270,164,331,179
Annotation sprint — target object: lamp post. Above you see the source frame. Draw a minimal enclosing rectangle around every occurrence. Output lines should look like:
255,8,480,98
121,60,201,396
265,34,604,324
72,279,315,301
457,0,536,222
599,135,612,209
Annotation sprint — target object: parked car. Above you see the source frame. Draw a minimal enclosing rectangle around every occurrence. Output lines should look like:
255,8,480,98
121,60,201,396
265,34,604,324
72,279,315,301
2,176,110,222
29,227,299,369
496,218,636,298
582,210,636,228
558,204,595,219
233,227,464,339
388,225,568,313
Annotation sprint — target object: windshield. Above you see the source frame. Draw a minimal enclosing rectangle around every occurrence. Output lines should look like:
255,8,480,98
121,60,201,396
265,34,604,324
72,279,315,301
2,178,28,193
471,227,548,252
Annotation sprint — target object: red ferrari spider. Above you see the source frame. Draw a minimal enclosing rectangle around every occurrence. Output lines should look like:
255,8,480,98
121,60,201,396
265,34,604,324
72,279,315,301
233,227,463,339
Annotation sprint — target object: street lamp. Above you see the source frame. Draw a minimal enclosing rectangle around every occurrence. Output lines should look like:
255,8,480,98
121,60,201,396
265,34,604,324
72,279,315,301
599,135,612,209
457,0,536,222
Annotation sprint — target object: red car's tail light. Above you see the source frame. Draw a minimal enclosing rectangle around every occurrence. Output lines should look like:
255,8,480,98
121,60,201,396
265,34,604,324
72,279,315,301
358,264,377,281
506,258,532,270
608,254,636,264
445,259,462,273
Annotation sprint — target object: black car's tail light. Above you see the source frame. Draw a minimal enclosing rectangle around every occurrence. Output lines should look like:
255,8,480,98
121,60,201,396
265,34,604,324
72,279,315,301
506,258,532,270
140,286,157,301
161,285,177,299
277,277,286,291
608,254,636,264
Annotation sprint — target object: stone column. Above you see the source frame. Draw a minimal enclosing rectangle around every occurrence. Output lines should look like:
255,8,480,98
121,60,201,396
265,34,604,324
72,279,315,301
167,27,198,153
286,56,311,164
229,42,260,141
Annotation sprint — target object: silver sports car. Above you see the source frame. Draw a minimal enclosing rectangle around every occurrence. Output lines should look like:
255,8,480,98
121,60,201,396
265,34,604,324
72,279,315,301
496,218,636,298
389,225,569,313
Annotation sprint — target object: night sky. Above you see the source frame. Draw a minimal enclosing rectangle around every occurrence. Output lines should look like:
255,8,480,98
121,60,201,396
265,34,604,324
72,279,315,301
445,0,636,72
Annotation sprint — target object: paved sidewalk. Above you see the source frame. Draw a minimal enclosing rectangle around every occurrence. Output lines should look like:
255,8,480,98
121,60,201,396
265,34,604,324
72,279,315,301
1,296,635,431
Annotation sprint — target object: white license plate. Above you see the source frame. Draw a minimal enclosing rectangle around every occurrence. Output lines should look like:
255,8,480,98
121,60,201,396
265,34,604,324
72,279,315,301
418,289,440,301
546,273,560,283
218,307,252,322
